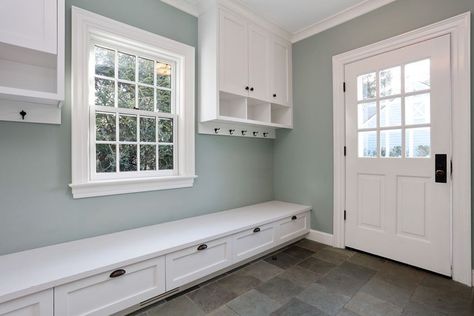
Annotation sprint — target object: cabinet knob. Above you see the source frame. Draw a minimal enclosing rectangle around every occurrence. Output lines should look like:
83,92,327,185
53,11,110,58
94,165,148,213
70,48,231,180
253,227,261,233
273,94,277,98
250,87,254,91
109,269,126,278
197,244,208,251
245,86,250,91
291,215,297,221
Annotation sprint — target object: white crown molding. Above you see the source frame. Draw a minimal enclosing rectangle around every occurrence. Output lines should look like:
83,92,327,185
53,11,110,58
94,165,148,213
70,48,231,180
161,0,200,17
292,0,398,43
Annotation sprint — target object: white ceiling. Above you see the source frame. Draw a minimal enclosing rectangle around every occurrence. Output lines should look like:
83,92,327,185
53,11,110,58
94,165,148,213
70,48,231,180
236,0,366,33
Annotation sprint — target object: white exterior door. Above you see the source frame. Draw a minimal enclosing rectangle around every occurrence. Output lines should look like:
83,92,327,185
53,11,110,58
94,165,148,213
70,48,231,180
345,35,452,276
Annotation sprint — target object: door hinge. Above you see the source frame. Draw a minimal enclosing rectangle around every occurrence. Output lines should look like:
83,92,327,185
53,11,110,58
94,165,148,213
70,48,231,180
450,159,453,178
343,82,346,92
344,210,347,221
344,146,347,156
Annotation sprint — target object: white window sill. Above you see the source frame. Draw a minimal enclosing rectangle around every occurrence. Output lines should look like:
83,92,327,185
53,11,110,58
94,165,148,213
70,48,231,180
69,175,197,199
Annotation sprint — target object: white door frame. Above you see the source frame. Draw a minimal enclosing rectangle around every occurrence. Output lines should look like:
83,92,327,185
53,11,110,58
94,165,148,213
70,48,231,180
332,12,471,285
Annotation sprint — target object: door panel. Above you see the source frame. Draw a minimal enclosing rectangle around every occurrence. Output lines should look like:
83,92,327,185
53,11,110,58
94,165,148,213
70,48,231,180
248,24,269,101
345,35,451,275
270,38,290,106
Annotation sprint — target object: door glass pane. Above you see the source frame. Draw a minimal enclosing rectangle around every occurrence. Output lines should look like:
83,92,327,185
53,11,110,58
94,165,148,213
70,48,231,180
95,78,115,107
358,102,377,129
96,112,116,141
406,127,430,158
405,59,430,92
95,46,115,78
118,52,136,81
358,131,377,158
96,144,116,173
118,82,136,109
119,115,137,142
140,117,156,143
405,93,430,125
119,144,137,171
380,98,401,127
357,72,376,101
140,145,156,171
380,129,402,158
138,57,154,85
379,66,401,97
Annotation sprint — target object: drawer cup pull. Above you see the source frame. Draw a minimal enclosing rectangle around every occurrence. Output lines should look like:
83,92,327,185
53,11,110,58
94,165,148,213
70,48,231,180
291,215,297,221
197,244,208,251
253,227,261,233
109,269,126,278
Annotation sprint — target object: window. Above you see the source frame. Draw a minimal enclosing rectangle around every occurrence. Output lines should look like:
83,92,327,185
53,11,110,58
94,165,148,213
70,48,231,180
70,8,195,198
357,59,431,159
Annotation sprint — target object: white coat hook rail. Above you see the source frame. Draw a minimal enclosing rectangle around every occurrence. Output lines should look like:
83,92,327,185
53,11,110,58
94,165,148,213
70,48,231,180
199,122,276,139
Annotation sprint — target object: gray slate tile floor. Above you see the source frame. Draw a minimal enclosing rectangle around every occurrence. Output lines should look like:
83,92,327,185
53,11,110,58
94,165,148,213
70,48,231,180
129,239,474,316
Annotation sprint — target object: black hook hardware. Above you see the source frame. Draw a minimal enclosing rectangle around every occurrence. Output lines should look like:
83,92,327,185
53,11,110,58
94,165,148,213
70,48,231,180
241,130,247,136
214,128,220,134
245,86,250,91
253,131,258,136
263,132,269,138
20,110,27,120
229,129,235,135
250,87,254,91
273,93,277,98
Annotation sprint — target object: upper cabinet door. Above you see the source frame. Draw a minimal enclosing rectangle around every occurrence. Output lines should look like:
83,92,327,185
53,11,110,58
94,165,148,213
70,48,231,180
248,24,269,101
219,9,248,97
270,38,291,106
0,0,58,54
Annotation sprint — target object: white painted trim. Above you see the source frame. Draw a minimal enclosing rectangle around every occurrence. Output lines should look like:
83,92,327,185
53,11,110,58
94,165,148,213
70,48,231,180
332,12,471,285
70,7,196,198
161,0,200,17
472,270,474,286
292,0,397,43
306,229,334,247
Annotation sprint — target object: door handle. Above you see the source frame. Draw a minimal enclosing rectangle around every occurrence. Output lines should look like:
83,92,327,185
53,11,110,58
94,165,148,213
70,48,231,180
435,154,447,183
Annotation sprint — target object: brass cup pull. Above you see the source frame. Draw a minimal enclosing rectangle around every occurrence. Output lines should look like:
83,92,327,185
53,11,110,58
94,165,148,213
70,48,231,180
197,244,208,251
253,227,261,233
110,269,126,278
291,215,297,221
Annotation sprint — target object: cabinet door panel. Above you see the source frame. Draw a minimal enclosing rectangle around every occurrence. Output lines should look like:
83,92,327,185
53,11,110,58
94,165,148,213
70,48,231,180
270,39,290,106
219,9,248,96
0,0,57,54
248,24,269,101
0,290,53,316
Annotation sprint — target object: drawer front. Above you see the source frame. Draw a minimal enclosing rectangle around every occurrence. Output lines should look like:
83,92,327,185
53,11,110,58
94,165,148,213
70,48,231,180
233,223,275,262
276,211,310,244
54,257,165,316
166,237,232,289
0,290,52,316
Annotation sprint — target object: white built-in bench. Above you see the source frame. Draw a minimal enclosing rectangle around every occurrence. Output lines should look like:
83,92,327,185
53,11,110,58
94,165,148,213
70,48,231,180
0,201,311,316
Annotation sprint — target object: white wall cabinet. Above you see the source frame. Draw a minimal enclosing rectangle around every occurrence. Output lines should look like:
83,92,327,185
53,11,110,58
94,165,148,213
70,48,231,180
0,290,52,316
199,1,293,135
0,0,64,124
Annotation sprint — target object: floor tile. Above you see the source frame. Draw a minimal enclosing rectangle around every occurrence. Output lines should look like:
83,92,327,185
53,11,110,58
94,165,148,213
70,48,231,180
334,262,376,282
297,283,351,315
264,251,302,269
227,289,280,316
298,257,337,276
282,245,315,260
411,284,473,316
216,273,262,296
207,305,239,316
271,298,328,316
256,276,304,304
313,248,353,265
401,301,448,316
345,292,403,316
347,252,386,271
317,270,369,297
335,309,359,316
297,239,328,253
146,295,205,316
187,281,238,313
278,265,322,288
237,260,284,282
360,277,413,308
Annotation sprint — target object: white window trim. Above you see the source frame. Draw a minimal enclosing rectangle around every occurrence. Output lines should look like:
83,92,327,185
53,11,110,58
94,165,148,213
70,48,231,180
332,13,471,285
70,7,196,199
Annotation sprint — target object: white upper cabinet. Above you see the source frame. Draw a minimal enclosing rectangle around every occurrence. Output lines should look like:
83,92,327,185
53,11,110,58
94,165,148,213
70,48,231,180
270,38,291,107
219,9,248,97
0,0,58,54
248,24,270,102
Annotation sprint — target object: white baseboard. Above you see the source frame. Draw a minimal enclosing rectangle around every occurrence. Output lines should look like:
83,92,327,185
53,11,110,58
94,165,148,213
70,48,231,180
306,229,335,247
472,270,474,286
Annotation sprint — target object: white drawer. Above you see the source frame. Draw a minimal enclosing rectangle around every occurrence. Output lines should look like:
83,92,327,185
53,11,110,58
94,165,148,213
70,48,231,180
233,222,275,261
0,290,52,316
276,211,310,243
54,257,165,316
166,237,232,289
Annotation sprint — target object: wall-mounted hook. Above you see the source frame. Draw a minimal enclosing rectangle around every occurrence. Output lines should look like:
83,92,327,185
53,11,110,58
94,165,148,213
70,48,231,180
263,132,269,138
214,128,221,134
229,129,235,135
253,131,258,137
20,110,27,120
241,130,247,136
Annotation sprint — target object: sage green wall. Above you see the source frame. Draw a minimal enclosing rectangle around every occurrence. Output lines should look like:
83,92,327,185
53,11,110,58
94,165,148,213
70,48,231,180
274,0,473,258
0,0,273,256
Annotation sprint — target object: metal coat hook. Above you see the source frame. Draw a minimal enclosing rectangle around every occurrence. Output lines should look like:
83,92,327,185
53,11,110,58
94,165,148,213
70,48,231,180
214,128,220,134
20,110,27,120
241,130,247,136
263,132,269,138
253,131,258,136
229,129,235,135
